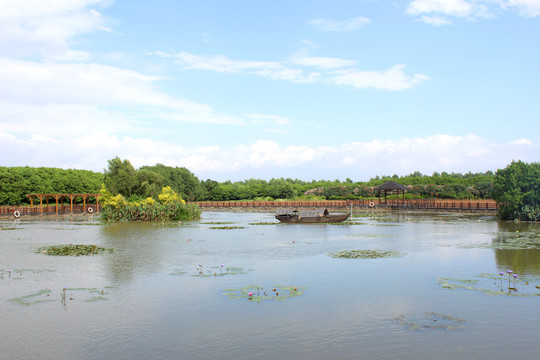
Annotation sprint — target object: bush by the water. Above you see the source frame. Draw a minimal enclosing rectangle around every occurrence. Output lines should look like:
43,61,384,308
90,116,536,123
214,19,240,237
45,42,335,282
100,185,201,221
101,201,201,221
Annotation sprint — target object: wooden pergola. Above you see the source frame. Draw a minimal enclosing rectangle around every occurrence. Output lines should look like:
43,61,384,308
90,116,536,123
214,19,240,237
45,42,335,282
26,193,101,215
374,180,409,205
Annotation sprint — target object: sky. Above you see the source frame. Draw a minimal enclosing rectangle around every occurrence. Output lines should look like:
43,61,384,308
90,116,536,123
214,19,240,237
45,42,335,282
0,0,539,181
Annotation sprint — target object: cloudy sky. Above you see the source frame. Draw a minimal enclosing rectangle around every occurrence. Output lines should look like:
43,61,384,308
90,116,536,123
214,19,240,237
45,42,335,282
1,0,538,181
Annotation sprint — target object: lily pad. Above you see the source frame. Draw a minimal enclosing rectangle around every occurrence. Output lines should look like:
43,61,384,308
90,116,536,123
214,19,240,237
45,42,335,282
201,222,235,225
329,249,404,259
192,265,249,277
395,312,466,331
209,226,245,230
9,289,54,306
37,245,114,256
223,285,305,302
437,273,540,297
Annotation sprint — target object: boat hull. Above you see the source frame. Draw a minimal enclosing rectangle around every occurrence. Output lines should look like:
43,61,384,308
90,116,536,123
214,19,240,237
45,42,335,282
275,213,350,223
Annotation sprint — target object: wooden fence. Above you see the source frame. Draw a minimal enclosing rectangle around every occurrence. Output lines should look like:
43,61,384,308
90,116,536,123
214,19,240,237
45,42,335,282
193,199,498,211
0,204,101,217
1,199,497,217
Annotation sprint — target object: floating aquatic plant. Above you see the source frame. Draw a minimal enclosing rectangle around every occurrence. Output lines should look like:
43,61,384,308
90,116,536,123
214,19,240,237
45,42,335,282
223,285,305,302
327,221,365,225
437,272,540,297
460,231,540,250
201,221,235,225
395,312,467,331
329,249,404,259
187,265,249,277
209,226,245,230
348,234,396,238
37,245,114,256
0,268,56,280
9,287,112,306
9,289,54,306
248,222,279,225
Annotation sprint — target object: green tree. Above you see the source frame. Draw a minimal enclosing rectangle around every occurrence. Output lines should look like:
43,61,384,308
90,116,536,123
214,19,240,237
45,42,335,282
103,157,138,198
492,161,540,221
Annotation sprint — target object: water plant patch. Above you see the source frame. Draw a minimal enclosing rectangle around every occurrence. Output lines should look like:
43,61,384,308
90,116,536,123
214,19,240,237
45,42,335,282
209,226,245,230
328,221,365,225
394,312,467,331
9,287,112,306
223,285,305,302
9,289,55,306
348,234,396,238
37,245,114,256
459,231,540,250
329,249,404,259
190,264,249,277
1,268,56,280
201,222,235,225
249,222,279,225
437,271,540,297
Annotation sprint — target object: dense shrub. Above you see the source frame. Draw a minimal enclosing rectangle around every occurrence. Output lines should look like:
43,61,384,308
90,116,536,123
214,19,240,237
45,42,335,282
492,161,540,221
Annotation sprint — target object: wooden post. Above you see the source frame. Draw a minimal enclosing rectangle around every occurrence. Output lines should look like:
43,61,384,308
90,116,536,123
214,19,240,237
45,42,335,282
54,194,61,215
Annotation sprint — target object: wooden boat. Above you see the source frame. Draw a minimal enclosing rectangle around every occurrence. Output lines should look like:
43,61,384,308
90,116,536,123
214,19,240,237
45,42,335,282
275,208,350,223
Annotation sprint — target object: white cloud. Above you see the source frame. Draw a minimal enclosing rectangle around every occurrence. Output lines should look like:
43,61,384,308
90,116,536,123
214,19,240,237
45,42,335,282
329,65,430,90
308,16,371,32
0,0,112,59
1,132,536,181
406,0,540,25
406,0,475,17
246,114,291,126
290,55,357,69
416,15,454,25
0,57,245,133
154,51,429,91
165,51,282,73
505,0,540,16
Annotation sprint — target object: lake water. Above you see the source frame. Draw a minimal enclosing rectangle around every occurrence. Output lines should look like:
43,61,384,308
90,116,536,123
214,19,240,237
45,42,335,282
1,210,540,360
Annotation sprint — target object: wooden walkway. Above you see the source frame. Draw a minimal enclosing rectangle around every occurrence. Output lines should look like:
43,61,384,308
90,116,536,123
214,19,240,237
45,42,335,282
193,199,498,211
1,199,497,217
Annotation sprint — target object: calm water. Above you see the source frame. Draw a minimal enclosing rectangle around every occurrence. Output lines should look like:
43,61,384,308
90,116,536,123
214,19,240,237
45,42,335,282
1,210,540,360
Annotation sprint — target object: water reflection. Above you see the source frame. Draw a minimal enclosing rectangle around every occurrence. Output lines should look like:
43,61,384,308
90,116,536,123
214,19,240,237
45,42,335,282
493,221,540,276
98,222,186,284
4,212,540,360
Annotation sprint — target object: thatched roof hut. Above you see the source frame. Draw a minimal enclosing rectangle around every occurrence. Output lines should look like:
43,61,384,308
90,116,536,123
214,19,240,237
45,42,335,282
373,180,408,205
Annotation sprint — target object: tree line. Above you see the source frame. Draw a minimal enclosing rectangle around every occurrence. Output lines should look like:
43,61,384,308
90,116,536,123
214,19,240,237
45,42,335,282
1,158,495,204
1,158,538,221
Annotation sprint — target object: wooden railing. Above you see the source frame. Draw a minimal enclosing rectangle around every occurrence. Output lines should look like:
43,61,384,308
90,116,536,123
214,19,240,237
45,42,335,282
193,199,498,211
1,199,497,217
0,204,101,216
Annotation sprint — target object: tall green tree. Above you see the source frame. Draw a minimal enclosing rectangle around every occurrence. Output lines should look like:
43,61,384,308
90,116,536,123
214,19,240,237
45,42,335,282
103,157,138,198
492,161,540,221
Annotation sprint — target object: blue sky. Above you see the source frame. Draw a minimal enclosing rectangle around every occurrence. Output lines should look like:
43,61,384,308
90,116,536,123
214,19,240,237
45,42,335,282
1,0,538,181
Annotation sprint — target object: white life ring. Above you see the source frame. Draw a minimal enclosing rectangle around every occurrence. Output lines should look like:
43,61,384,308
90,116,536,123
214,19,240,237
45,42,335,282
369,202,375,208
13,210,20,218
87,207,93,213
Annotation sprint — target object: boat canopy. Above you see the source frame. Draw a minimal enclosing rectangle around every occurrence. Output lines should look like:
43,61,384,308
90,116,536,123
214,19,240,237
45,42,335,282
276,208,330,217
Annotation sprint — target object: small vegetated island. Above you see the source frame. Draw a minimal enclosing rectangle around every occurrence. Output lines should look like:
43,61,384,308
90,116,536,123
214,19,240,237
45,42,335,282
100,157,201,221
